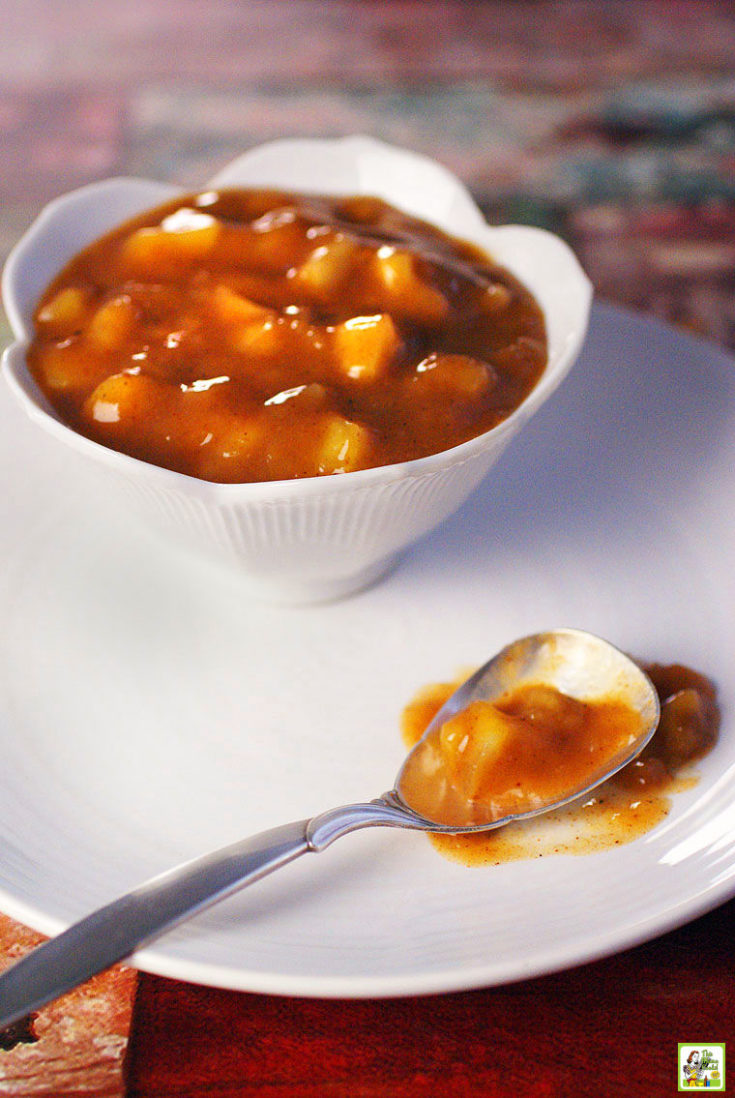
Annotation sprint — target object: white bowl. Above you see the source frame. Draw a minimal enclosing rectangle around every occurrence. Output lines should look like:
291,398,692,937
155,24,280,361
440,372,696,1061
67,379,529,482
2,137,592,602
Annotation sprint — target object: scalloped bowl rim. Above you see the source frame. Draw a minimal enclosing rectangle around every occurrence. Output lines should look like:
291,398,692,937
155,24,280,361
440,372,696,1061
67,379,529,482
1,136,593,500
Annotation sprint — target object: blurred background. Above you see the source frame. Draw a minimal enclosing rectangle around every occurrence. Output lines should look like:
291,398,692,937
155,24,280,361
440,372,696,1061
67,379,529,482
1,0,734,347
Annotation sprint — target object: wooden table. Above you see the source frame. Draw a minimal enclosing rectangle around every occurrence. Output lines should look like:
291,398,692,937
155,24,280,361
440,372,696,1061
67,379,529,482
1,2,734,1094
2,896,733,1096
126,899,735,1096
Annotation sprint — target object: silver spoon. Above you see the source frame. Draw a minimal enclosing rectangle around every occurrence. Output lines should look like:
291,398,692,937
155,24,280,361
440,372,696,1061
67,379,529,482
0,628,659,1028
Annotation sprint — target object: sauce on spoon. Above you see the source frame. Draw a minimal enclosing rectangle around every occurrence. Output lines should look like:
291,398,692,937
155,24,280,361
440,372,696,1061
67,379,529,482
400,662,719,865
399,682,647,828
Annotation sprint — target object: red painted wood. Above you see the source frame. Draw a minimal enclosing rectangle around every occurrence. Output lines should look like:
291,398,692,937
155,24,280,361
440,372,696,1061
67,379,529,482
126,897,734,1098
0,915,137,1097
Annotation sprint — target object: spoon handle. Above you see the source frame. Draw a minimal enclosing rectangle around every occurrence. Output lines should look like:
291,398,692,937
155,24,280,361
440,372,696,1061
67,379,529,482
0,797,416,1028
0,818,311,1029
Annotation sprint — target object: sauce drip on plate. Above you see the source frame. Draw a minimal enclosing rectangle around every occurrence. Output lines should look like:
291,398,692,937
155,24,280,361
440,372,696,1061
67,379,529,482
400,663,719,866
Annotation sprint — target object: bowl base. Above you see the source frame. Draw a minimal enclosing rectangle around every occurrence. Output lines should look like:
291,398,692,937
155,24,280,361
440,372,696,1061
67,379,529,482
230,552,403,605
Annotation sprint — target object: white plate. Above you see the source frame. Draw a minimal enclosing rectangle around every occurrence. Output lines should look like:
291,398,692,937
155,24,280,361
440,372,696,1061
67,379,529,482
1,302,734,998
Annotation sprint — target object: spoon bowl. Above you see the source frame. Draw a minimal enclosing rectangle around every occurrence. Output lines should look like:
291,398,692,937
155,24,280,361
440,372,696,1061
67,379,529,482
396,627,660,828
0,629,659,1029
309,628,659,845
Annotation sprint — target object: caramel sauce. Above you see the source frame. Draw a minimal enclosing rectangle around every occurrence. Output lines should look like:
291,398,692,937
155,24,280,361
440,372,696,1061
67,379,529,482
28,189,547,484
398,683,646,828
400,663,719,866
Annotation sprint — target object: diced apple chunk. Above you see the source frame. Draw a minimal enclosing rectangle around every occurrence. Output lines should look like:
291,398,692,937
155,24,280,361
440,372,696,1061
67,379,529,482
230,317,284,356
211,284,275,327
413,353,495,399
333,313,401,382
371,247,448,325
438,701,518,802
122,210,221,276
84,371,171,426
86,295,137,352
159,208,222,252
210,285,283,355
248,210,308,271
36,341,95,392
292,234,359,299
479,281,512,315
496,683,587,736
195,414,267,482
656,689,711,767
120,229,170,276
317,414,373,474
36,287,88,335
491,337,546,379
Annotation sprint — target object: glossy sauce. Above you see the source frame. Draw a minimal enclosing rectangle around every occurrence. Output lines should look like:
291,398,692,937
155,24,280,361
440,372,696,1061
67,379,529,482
398,683,646,828
400,663,719,865
28,189,547,483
